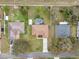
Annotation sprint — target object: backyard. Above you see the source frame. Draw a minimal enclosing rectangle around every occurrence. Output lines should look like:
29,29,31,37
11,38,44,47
28,6,50,25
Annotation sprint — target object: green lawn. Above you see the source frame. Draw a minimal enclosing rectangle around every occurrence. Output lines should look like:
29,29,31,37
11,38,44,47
1,37,9,53
9,6,28,22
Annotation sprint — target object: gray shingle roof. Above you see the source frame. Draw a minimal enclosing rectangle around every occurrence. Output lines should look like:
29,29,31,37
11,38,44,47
55,24,70,38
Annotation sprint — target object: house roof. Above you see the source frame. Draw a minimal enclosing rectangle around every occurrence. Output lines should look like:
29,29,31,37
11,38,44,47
55,24,70,38
9,21,24,39
59,22,68,24
9,21,24,33
32,25,49,38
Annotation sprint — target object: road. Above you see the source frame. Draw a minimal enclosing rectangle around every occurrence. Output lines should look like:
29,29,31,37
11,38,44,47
0,51,79,59
0,0,79,6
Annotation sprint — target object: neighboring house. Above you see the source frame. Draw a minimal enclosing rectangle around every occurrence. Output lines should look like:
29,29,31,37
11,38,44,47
55,22,70,38
32,25,49,38
9,21,24,40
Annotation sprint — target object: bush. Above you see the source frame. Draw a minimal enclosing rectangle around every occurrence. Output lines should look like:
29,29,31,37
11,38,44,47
70,37,77,44
59,8,73,21
12,39,31,55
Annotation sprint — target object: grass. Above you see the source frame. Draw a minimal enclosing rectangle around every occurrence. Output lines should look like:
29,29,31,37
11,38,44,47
55,8,64,22
70,25,77,37
9,7,28,22
30,38,43,52
13,10,25,21
1,37,9,53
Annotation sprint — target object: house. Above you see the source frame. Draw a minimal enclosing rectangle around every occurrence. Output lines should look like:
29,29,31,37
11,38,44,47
9,21,24,40
55,22,70,38
32,25,49,38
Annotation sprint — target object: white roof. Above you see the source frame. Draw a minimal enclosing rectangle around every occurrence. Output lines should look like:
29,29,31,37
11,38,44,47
4,16,8,20
59,22,68,24
28,19,32,25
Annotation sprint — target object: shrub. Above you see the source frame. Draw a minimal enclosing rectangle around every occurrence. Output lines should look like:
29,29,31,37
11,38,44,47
12,39,31,55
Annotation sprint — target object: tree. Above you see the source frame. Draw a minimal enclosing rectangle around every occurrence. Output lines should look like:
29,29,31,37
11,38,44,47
69,37,77,44
2,6,10,15
12,39,31,55
19,6,28,20
59,8,73,21
19,6,28,34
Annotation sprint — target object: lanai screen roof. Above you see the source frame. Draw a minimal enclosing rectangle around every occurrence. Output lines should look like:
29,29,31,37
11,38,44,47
35,18,44,25
55,24,70,38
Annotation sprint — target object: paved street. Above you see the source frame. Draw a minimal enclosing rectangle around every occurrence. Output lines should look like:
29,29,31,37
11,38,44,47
0,51,79,59
0,0,78,6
